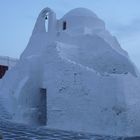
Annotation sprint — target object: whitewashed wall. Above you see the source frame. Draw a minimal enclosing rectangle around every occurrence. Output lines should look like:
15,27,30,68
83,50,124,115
0,56,18,69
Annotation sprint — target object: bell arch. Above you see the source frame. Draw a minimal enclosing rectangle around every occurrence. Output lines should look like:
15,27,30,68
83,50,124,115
32,7,57,36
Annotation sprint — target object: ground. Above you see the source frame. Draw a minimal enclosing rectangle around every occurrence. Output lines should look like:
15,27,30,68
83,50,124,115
0,119,140,140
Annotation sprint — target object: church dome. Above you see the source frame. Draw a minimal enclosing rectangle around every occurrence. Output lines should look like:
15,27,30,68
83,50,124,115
60,8,105,33
63,8,98,18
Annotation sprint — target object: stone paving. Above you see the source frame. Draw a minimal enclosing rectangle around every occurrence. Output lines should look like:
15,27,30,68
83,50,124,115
1,119,140,140
0,119,118,140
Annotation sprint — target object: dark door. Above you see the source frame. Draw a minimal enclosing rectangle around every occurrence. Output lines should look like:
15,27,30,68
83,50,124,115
38,88,47,125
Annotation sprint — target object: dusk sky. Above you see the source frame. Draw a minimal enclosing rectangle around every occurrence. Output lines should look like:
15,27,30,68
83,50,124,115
0,0,140,68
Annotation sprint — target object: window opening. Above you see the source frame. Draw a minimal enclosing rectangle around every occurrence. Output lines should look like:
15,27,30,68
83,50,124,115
45,13,49,32
63,21,67,30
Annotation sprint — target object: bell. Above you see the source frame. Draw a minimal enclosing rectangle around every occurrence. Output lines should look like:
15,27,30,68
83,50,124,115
45,16,48,20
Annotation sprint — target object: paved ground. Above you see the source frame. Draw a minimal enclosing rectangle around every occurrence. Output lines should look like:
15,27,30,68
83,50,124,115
1,118,140,140
0,119,121,140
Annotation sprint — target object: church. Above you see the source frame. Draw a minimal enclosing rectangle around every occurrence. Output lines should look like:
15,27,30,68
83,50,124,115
1,7,140,136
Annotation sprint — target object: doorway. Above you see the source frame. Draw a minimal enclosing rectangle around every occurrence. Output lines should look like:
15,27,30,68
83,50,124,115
38,88,47,125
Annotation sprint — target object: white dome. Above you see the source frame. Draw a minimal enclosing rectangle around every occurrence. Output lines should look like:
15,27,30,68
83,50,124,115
60,8,105,34
63,8,97,18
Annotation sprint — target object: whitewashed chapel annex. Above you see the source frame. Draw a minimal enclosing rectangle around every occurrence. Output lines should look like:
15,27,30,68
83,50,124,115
0,56,17,79
0,7,140,136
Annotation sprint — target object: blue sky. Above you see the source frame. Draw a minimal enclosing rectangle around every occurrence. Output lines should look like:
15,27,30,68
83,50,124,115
0,0,140,67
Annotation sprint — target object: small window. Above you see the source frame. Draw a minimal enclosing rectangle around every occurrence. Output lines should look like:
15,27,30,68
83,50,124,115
63,21,67,30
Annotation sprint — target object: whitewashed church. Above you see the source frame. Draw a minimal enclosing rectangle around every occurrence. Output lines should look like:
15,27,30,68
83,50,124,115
1,7,140,136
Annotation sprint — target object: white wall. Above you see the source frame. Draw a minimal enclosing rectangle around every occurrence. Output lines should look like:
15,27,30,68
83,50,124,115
0,56,18,69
